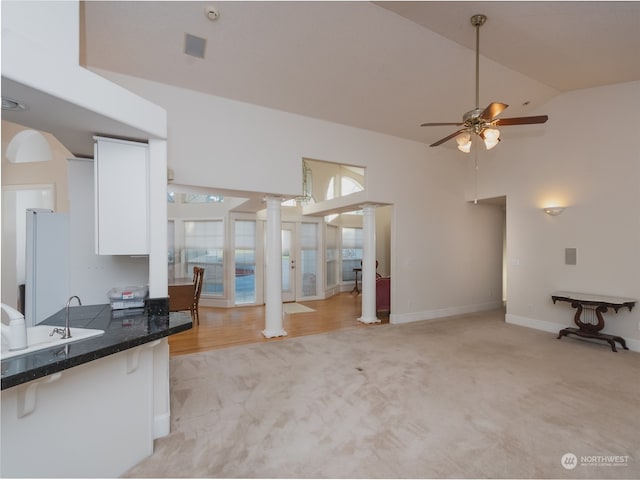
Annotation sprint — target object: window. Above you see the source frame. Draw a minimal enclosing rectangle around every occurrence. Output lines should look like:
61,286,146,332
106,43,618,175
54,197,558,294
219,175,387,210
184,194,224,204
326,175,364,200
184,220,224,296
235,220,256,304
167,192,224,204
341,227,363,282
341,176,363,196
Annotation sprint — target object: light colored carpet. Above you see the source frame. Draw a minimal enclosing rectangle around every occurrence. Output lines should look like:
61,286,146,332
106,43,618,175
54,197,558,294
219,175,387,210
282,302,316,314
125,310,640,478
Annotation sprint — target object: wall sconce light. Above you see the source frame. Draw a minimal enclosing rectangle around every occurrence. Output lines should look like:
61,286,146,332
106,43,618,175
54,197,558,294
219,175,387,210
543,206,565,216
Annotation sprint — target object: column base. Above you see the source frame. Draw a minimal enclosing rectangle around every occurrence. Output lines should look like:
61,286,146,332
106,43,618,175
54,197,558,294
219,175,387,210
262,329,288,338
358,316,381,324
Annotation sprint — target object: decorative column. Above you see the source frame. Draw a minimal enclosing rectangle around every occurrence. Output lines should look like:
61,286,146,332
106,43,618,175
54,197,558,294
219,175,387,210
263,196,287,338
147,139,168,301
359,204,380,324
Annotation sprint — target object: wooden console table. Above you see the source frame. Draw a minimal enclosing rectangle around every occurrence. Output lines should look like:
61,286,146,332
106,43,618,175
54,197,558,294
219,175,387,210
551,291,636,352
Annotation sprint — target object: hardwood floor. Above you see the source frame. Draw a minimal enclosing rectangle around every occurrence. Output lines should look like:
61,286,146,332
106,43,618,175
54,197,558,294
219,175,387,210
168,292,389,356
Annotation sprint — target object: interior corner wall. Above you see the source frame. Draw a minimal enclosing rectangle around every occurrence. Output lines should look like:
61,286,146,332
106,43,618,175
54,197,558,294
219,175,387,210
93,69,506,322
67,159,149,305
376,205,392,277
470,80,640,345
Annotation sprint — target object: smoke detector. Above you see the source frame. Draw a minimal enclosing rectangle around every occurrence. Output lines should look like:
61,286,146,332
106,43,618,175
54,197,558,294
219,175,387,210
206,6,220,21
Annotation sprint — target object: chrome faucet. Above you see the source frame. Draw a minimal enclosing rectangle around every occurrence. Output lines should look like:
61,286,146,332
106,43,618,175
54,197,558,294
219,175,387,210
52,296,82,339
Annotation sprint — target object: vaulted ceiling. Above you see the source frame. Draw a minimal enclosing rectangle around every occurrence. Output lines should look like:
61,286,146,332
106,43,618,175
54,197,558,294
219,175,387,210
81,1,640,147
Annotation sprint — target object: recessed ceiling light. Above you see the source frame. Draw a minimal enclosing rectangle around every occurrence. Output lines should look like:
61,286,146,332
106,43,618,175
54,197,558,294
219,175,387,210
2,96,28,112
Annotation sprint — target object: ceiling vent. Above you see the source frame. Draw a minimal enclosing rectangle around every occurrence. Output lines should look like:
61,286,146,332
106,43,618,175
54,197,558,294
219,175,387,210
184,33,207,59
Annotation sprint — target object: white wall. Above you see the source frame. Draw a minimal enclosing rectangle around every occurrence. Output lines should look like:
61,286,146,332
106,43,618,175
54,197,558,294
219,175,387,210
2,0,80,65
92,70,506,321
68,159,149,305
470,80,640,345
376,205,393,277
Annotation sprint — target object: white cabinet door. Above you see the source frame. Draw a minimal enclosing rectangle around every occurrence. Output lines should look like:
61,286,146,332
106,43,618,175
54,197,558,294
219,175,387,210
94,136,149,255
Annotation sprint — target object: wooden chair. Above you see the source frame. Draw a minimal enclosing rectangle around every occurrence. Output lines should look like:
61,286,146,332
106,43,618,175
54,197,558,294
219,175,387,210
191,267,205,324
169,284,194,314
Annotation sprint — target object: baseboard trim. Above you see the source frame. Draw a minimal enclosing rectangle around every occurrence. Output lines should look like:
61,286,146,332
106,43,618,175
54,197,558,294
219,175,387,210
390,301,503,325
506,314,640,352
505,313,562,334
153,412,170,439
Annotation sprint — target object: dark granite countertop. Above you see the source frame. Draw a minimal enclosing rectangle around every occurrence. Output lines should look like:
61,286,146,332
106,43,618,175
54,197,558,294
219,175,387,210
1,304,192,390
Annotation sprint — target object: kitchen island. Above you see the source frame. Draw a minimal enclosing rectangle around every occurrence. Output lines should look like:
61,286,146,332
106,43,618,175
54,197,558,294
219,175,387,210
1,303,191,389
1,304,192,477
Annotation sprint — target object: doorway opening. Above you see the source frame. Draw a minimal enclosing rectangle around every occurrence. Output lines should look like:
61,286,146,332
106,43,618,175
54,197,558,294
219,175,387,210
474,195,507,309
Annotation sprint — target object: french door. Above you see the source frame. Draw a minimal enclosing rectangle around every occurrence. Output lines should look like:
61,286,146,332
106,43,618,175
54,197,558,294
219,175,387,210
281,222,319,302
281,223,296,302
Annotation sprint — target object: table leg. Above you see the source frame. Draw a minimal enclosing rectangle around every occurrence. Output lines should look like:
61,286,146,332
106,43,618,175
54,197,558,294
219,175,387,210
351,270,360,295
557,327,628,352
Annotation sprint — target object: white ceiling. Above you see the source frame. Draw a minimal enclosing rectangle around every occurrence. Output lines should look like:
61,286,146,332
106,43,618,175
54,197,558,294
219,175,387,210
80,1,640,148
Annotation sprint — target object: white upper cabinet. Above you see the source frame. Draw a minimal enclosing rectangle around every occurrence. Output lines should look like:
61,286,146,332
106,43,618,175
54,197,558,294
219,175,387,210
94,136,149,255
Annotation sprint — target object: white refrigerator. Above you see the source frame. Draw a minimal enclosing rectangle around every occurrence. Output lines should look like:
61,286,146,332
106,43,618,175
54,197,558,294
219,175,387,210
25,209,69,326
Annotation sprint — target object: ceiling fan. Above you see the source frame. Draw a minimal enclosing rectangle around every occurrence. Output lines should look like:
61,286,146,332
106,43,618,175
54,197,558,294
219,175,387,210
421,14,548,152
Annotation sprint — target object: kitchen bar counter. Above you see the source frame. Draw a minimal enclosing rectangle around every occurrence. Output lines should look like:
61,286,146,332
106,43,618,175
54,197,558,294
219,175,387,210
1,304,192,390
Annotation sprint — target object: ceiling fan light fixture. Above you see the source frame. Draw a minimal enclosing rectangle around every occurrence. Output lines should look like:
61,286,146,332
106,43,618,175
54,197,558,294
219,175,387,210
420,14,548,150
483,128,500,150
458,142,471,153
456,132,471,153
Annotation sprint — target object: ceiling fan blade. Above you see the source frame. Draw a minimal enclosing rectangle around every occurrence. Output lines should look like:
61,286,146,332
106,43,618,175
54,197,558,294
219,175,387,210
494,115,549,126
480,102,508,120
421,122,463,127
429,129,467,147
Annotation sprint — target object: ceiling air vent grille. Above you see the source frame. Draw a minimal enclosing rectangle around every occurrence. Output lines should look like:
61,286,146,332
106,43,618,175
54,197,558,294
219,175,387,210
184,33,206,59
